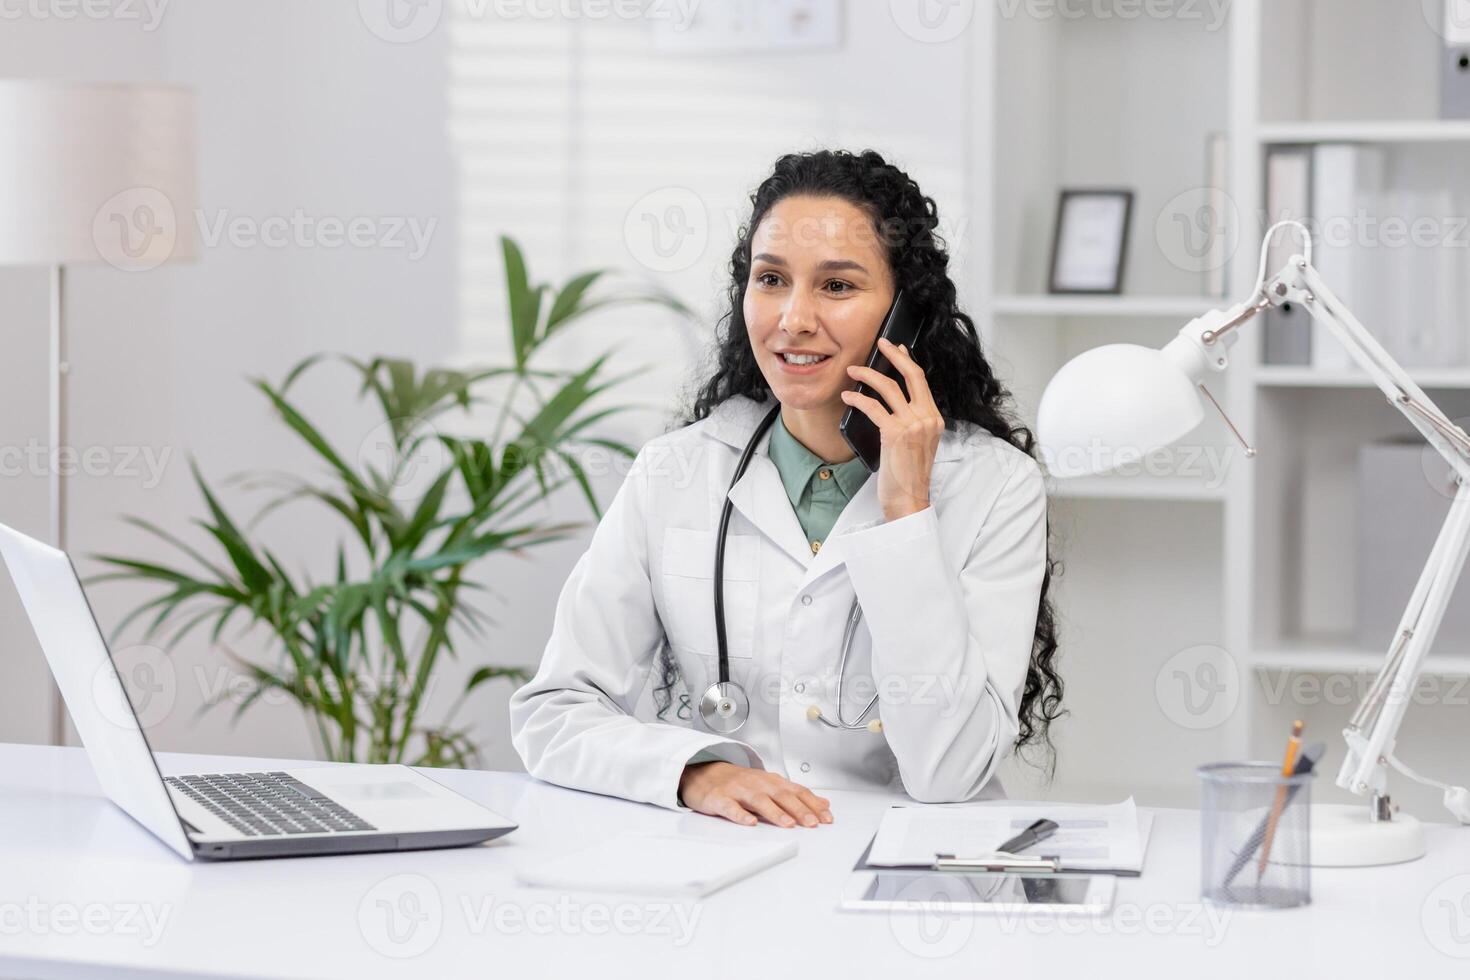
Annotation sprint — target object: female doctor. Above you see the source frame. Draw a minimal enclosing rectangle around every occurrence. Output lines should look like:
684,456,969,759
509,149,1062,828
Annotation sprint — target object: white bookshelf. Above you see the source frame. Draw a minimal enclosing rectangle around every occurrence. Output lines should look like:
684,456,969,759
991,294,1220,319
1255,367,1470,389
1248,640,1470,678
976,1,1238,804
979,0,1470,814
1258,120,1470,144
1047,474,1227,504
1238,0,1470,820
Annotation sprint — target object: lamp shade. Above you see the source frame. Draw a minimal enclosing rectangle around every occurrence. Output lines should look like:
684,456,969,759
1036,343,1206,478
0,80,197,269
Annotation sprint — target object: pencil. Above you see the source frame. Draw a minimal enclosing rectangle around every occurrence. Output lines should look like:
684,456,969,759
1257,720,1304,877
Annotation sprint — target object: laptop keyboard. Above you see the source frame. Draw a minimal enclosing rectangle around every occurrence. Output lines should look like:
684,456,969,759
165,771,377,837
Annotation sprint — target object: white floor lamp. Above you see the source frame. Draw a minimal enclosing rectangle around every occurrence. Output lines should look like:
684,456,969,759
0,81,197,745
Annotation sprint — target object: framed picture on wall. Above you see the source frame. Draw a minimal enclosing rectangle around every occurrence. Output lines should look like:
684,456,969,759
1047,189,1134,294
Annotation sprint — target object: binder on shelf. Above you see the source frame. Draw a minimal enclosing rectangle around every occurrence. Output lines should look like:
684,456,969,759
1311,144,1385,372
1357,441,1470,651
1262,146,1312,366
1205,131,1231,299
1373,188,1466,368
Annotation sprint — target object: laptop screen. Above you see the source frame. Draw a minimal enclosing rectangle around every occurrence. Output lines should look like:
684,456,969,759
0,522,193,860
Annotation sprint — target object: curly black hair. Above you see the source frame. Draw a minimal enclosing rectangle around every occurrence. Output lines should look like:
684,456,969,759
656,148,1065,766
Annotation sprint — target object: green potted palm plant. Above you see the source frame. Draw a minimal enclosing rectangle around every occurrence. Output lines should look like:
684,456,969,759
96,237,688,768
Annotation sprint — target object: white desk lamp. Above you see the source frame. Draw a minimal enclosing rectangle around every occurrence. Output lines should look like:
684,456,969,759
0,81,197,745
1037,221,1470,867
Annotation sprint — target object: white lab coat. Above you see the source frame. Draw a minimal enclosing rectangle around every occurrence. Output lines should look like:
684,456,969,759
509,393,1048,812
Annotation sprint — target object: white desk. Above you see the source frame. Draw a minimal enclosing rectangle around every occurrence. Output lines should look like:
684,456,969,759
1,743,1466,978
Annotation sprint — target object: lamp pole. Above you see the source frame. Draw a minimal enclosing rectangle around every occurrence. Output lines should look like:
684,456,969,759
47,266,68,745
0,80,197,747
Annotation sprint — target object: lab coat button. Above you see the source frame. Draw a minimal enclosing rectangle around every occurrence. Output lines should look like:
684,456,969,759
800,594,812,606
794,682,805,693
799,762,811,773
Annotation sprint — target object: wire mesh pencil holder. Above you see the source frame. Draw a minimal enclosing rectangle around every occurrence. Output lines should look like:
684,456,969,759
1197,762,1314,910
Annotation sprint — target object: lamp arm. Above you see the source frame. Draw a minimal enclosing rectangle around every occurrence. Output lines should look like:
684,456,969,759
1289,258,1470,477
1272,256,1470,822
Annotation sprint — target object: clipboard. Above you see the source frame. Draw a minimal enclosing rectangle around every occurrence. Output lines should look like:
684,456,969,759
850,832,1144,878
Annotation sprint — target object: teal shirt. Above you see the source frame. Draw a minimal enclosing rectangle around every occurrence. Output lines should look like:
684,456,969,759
766,414,872,554
680,415,871,787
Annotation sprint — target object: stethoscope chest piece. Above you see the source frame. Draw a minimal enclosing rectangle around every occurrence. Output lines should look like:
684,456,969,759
698,681,750,734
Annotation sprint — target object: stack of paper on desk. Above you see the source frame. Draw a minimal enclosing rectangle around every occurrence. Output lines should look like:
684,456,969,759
515,832,798,897
865,798,1153,875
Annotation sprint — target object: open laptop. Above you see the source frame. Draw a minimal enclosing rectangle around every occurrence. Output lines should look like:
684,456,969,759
0,521,517,861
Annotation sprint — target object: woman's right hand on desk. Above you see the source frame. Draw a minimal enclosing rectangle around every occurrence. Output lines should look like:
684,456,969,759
679,762,834,828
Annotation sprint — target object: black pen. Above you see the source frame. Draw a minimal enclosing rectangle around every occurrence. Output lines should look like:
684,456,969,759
996,818,1060,855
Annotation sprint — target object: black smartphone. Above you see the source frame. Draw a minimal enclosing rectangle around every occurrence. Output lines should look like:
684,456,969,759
839,289,928,472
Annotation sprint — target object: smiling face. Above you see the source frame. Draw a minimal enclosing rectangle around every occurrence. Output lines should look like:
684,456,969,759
743,194,896,415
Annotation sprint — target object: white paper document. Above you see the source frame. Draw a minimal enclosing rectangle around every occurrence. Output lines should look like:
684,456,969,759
865,798,1151,873
515,832,797,897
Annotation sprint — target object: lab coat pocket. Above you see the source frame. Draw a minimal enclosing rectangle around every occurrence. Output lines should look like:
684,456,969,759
659,527,759,658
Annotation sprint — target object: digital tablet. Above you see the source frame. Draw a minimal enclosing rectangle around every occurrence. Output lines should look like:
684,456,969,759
839,870,1115,914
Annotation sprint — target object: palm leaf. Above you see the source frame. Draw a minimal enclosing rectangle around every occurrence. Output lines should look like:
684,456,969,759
98,236,666,768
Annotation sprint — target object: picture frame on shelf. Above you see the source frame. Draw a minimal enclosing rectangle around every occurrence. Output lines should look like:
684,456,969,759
1047,189,1134,295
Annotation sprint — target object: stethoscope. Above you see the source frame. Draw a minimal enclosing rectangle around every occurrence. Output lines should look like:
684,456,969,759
698,404,884,737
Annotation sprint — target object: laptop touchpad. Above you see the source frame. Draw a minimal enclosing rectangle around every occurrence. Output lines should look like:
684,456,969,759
332,781,433,801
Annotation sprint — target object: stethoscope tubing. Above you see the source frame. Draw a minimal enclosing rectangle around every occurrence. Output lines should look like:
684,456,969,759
713,403,782,685
710,402,879,734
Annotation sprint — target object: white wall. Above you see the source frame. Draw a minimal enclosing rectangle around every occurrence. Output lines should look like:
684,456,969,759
0,2,996,780
0,0,457,760
0,2,1230,809
443,3,981,773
